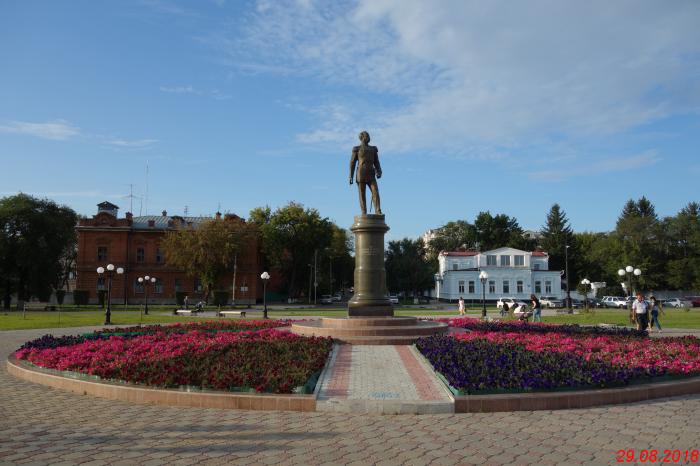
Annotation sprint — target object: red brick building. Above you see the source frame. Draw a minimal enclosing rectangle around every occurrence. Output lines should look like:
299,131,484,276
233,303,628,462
75,202,259,304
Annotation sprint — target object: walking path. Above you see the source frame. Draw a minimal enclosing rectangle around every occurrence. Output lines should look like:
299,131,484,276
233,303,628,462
317,345,453,414
2,326,700,464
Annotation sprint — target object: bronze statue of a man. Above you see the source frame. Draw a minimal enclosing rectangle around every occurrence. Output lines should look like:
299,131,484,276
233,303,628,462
349,131,382,215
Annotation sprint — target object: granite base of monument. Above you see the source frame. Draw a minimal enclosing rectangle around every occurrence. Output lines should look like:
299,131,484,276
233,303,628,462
347,214,393,317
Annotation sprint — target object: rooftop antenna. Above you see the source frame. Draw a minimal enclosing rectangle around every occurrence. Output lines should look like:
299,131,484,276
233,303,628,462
184,205,189,216
218,201,221,213
120,184,142,214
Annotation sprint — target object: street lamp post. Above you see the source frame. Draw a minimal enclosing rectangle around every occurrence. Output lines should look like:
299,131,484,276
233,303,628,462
97,264,124,325
618,266,641,323
138,275,156,315
581,278,591,311
260,271,270,319
565,244,572,312
479,271,489,319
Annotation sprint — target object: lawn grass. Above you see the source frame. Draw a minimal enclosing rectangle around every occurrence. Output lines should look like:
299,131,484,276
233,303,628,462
543,309,700,329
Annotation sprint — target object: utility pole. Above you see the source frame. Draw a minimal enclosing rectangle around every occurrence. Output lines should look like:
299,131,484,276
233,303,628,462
314,249,318,305
565,244,572,313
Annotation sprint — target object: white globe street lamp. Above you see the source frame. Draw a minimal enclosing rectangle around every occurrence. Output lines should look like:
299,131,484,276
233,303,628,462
97,264,123,325
138,275,156,315
260,272,270,319
581,278,591,310
479,271,489,318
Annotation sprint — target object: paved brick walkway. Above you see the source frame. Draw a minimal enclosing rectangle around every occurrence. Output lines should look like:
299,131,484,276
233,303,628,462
317,345,452,414
1,327,700,465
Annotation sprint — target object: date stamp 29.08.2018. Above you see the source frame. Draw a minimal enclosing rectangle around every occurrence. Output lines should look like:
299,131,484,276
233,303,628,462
616,449,699,463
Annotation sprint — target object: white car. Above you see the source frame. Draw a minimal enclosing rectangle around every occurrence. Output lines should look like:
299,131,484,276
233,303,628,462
663,298,689,308
539,296,564,308
496,297,527,309
602,296,627,308
389,295,399,304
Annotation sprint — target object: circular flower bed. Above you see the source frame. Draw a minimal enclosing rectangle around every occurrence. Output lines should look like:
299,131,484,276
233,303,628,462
417,318,700,394
14,321,332,394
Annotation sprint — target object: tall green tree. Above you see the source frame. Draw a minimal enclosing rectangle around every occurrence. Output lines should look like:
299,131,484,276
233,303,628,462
539,204,574,273
385,238,434,299
161,217,257,302
0,194,78,309
250,202,334,298
474,211,531,251
425,220,476,259
615,196,665,289
665,202,700,289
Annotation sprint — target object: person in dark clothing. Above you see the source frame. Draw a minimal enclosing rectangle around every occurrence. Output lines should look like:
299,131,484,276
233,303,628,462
531,294,542,322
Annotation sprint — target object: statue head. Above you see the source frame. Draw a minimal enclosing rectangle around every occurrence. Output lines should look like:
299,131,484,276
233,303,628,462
358,131,370,144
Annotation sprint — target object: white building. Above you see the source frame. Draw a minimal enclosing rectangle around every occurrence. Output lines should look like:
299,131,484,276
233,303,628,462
434,247,562,302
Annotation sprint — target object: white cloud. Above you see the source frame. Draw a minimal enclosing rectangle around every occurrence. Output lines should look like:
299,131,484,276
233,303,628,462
527,150,661,181
0,120,81,141
160,85,231,100
160,85,200,94
210,0,700,156
106,138,158,148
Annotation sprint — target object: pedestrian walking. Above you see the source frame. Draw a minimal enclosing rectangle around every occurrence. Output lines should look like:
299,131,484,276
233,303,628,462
501,301,509,317
649,296,664,333
458,296,465,316
184,295,189,309
531,294,542,322
632,292,649,331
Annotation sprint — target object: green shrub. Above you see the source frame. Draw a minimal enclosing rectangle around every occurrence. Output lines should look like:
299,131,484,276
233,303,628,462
212,290,230,307
72,290,89,306
55,290,66,305
97,290,107,307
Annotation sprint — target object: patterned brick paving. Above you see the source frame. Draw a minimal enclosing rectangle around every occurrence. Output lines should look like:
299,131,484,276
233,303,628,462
1,326,700,465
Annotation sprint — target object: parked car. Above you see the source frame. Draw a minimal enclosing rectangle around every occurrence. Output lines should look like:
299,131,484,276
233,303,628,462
332,293,342,302
602,296,628,308
389,295,399,304
497,297,527,309
539,296,562,308
319,295,334,305
586,298,604,308
663,298,690,308
685,296,700,308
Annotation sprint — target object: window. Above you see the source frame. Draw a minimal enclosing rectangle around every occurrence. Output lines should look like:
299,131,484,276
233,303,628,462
97,277,105,290
155,248,164,264
134,280,144,293
545,280,552,294
514,255,525,266
458,280,465,293
154,281,163,294
97,246,108,261
500,255,510,266
136,247,145,263
174,279,182,292
533,263,540,270
194,279,203,292
468,281,475,294
517,280,524,293
487,255,497,266
488,280,495,294
503,280,510,294
452,263,458,271
535,281,542,294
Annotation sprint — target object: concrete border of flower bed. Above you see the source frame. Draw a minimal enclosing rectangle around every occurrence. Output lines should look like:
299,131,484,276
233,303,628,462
454,376,700,412
6,355,316,412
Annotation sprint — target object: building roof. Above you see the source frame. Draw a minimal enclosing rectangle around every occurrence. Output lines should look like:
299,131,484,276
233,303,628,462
440,250,479,256
97,201,119,209
131,215,210,230
440,249,549,257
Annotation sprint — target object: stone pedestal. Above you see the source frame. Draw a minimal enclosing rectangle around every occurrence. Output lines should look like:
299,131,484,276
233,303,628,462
347,214,393,317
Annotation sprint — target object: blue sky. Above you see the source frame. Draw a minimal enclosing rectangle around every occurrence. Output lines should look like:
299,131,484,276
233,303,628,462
1,0,699,241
